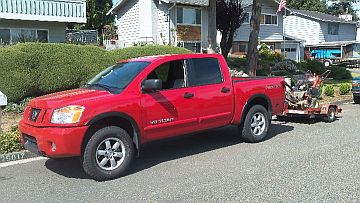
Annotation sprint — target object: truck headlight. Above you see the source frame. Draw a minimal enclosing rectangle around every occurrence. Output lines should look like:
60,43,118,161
51,106,85,124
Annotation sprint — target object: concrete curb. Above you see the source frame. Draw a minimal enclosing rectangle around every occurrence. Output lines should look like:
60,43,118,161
0,150,39,164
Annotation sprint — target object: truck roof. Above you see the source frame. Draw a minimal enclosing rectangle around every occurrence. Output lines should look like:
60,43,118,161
117,54,221,63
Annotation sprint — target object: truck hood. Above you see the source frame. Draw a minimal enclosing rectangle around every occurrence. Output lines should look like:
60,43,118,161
29,88,112,109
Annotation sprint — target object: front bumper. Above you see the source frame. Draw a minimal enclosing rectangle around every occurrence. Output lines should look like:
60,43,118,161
18,120,88,158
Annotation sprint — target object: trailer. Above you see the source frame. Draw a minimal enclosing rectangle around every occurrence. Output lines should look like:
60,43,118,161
279,70,342,122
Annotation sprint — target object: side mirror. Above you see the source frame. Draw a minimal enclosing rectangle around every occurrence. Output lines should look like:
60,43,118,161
142,79,162,92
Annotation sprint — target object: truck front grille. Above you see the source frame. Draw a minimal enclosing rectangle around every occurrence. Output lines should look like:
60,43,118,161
30,108,41,122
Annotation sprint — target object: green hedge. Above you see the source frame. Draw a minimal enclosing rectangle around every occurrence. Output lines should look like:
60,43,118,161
0,43,191,102
299,60,352,80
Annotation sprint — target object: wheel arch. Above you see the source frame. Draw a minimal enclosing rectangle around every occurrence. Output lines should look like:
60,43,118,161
83,112,142,156
239,94,272,127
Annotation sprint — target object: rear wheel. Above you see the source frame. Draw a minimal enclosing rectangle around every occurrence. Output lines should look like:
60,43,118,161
324,107,336,123
82,126,134,181
354,95,360,104
240,105,270,143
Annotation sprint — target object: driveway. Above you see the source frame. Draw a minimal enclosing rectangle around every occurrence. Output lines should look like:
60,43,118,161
0,103,359,202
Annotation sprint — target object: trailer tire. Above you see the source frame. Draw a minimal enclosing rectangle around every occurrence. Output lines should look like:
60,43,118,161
240,105,270,143
354,95,360,104
324,60,331,67
324,107,336,123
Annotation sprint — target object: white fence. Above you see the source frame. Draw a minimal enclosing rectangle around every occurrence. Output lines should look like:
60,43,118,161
103,40,125,51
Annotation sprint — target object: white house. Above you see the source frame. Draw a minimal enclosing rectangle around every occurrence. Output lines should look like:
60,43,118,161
108,0,211,53
284,9,358,58
231,0,303,62
0,0,87,44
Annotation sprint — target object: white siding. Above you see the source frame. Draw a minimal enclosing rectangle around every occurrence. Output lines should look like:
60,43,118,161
157,2,171,45
286,15,357,46
234,0,284,42
139,0,153,42
337,23,356,41
116,0,140,46
285,15,321,46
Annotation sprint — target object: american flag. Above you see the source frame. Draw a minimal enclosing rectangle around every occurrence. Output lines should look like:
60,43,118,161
276,0,286,14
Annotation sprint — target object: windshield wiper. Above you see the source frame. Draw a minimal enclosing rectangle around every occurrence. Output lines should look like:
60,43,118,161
86,83,114,92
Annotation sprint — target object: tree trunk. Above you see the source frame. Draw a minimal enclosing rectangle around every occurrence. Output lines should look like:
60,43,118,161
220,28,235,58
208,0,217,54
246,0,262,76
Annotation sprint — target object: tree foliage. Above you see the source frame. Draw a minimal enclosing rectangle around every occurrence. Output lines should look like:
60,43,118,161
216,0,246,58
286,0,328,12
327,0,359,21
68,0,114,34
85,0,114,33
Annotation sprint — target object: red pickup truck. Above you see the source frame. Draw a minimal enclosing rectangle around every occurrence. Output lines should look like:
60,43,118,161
19,54,285,181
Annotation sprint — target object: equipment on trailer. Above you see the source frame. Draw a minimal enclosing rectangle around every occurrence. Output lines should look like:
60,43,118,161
280,70,342,122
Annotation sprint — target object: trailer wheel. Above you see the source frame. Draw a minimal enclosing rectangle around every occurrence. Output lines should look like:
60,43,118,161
354,95,360,104
240,105,270,143
324,60,331,67
324,107,336,123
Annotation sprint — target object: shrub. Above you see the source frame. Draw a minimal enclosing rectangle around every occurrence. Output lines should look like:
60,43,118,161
299,60,351,80
0,126,23,154
3,98,32,113
226,57,246,70
339,83,351,95
328,66,352,80
0,43,191,103
299,59,325,74
323,85,335,97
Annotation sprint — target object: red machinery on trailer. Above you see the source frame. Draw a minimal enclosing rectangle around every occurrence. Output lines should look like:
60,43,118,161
279,70,342,122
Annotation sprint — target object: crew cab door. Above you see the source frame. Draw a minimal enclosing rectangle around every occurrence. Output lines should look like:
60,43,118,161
140,59,198,141
186,57,234,130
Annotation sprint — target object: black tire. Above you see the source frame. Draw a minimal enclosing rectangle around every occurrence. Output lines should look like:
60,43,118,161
324,107,336,123
354,95,360,104
240,105,270,143
82,126,134,181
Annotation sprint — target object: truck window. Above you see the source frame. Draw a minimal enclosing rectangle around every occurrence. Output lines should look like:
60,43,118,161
145,60,186,90
188,58,223,86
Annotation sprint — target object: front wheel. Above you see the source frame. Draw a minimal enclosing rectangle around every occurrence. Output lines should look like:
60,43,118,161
240,105,270,143
82,126,134,181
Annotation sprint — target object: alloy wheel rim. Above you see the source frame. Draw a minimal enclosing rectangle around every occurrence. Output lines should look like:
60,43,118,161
96,137,126,171
251,113,266,136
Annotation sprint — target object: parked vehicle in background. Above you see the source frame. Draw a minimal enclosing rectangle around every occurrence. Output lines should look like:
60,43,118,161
352,77,360,104
18,54,286,181
310,49,360,68
310,49,341,67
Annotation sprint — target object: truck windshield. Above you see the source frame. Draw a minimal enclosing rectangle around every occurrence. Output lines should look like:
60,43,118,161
86,61,150,93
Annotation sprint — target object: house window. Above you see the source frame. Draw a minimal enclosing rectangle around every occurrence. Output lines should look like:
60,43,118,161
243,12,250,24
260,14,278,25
1,28,49,44
239,44,247,52
37,30,49,42
0,29,10,44
183,42,201,53
177,7,201,25
328,23,339,35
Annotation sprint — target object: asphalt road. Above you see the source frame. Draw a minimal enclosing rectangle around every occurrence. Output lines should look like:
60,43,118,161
1,103,359,202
